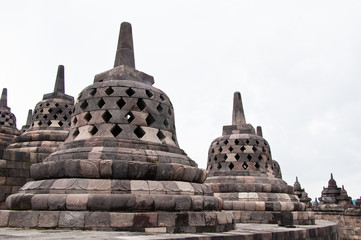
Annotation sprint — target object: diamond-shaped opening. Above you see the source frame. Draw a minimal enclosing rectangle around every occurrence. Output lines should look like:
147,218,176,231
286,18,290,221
235,153,240,161
217,163,222,170
264,141,268,146
65,104,68,108
126,87,135,97
48,108,53,113
137,99,147,111
63,116,68,121
57,109,63,114
163,119,169,128
256,140,260,145
89,125,98,135
73,128,80,137
90,88,97,96
145,90,153,98
39,104,43,107
224,139,229,145
258,155,263,160
97,98,105,108
211,148,215,154
160,94,165,101
218,147,223,152
53,114,58,119
234,139,239,145
105,87,114,96
102,110,112,123
229,162,234,170
68,122,71,126
156,104,163,112
58,121,63,126
242,162,248,170
208,157,211,162
116,98,126,109
69,110,72,115
146,114,155,126
134,126,146,138
73,117,78,124
125,112,134,123
38,121,42,126
168,108,172,115
255,162,260,169
229,146,233,152
240,146,246,152
252,146,257,152
110,124,122,137
262,147,266,153
247,154,252,161
214,156,217,161
157,130,166,141
265,163,268,168
36,116,39,119
34,110,37,114
46,103,50,106
80,100,88,110
43,115,48,119
246,139,250,144
55,103,59,107
84,112,92,122
32,123,34,126
223,154,228,160
40,109,43,113
47,120,52,126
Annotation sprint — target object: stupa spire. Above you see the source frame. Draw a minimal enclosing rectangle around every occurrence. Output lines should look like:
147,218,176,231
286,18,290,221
0,88,7,107
232,92,246,125
114,22,135,68
53,65,65,94
25,109,33,126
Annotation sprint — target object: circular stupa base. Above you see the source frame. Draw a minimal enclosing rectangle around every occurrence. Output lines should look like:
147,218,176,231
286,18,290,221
0,210,235,233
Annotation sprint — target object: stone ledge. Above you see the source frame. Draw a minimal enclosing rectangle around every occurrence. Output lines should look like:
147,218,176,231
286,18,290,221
0,220,337,239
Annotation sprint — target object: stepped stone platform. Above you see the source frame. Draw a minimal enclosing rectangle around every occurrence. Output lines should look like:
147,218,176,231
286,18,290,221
0,221,338,239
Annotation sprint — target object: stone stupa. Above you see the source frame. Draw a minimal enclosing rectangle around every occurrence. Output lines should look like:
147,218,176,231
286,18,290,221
293,177,312,209
313,173,353,212
205,92,314,225
2,22,234,233
0,66,74,209
0,88,20,157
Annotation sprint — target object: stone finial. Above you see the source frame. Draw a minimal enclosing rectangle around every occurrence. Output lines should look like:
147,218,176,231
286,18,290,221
53,65,65,94
256,126,263,137
114,22,135,68
26,109,33,125
0,88,7,107
232,92,246,126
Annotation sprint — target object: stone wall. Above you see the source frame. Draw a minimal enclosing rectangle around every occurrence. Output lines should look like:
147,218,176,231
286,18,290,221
315,211,361,239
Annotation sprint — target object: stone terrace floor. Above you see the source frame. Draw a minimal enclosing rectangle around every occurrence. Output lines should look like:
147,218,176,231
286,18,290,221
0,220,337,240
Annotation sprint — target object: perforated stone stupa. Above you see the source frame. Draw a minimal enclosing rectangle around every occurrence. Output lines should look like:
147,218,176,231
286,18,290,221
313,173,353,212
205,92,314,225
2,22,234,233
0,66,74,208
0,88,20,157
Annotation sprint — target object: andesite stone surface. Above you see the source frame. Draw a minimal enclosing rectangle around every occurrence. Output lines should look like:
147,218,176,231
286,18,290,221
2,22,234,233
293,176,312,209
205,92,314,225
0,66,74,209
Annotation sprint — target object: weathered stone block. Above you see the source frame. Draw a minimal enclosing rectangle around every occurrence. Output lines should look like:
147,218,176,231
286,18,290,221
38,211,59,228
48,194,67,210
66,194,88,210
59,211,85,228
85,212,110,229
110,212,134,227
133,212,157,228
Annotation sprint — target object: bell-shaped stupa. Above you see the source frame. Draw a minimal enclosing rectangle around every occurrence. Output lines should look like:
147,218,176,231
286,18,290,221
0,88,20,156
205,92,314,225
0,66,74,209
313,173,353,212
4,22,234,233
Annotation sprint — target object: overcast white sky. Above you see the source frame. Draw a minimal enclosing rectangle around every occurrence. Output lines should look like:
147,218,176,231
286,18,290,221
1,1,361,201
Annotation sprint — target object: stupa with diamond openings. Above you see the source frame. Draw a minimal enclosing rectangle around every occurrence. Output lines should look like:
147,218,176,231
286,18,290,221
2,22,234,233
0,66,74,209
0,88,20,157
205,92,314,225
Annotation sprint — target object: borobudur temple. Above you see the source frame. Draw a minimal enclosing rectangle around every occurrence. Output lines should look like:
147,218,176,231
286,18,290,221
1,22,234,233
